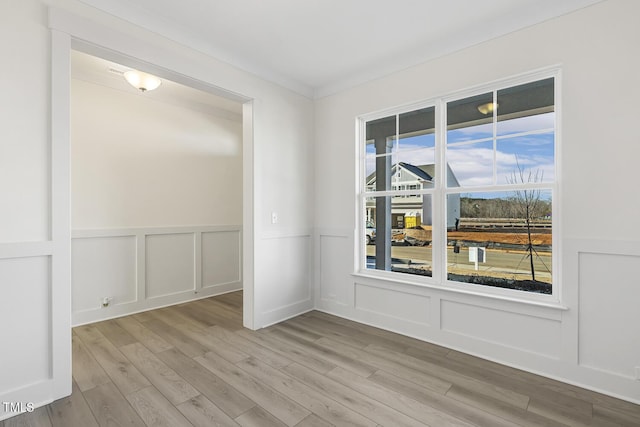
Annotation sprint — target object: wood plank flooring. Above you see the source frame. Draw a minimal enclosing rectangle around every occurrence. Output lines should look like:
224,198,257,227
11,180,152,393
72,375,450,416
3,291,640,426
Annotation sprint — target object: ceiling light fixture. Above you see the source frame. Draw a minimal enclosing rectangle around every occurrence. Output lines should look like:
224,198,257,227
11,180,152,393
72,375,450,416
477,101,498,115
123,70,162,92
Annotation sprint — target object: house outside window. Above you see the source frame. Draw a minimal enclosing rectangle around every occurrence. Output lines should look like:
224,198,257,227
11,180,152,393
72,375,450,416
359,70,558,299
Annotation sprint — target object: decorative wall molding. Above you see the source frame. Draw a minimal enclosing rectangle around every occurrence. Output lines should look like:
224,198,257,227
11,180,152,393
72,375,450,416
565,239,640,385
255,233,313,328
0,241,53,259
0,253,55,421
72,225,242,325
355,282,431,326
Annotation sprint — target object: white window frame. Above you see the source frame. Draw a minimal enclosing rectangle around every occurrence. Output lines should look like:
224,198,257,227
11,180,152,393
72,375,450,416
356,67,561,305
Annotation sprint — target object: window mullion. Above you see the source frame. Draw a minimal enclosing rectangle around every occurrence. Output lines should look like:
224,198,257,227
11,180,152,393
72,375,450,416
492,89,498,186
434,98,446,283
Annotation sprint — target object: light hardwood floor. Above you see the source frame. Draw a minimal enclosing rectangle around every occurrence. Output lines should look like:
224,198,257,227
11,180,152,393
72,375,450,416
3,291,639,427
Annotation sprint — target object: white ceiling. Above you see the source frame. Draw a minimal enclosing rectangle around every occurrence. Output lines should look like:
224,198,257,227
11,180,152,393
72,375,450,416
77,0,603,98
71,50,243,119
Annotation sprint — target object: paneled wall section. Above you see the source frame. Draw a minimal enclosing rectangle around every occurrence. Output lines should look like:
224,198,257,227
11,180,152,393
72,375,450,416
254,231,314,327
0,254,52,392
72,225,242,325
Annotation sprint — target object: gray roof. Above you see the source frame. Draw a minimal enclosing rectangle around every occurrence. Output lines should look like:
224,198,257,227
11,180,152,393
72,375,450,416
407,163,434,181
367,162,434,185
366,162,460,187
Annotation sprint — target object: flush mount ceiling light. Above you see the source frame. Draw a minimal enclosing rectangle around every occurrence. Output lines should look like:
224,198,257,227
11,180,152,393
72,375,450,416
123,70,162,92
477,101,498,115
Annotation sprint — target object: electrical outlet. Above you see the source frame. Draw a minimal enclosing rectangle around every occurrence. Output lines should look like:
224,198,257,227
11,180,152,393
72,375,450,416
271,211,278,224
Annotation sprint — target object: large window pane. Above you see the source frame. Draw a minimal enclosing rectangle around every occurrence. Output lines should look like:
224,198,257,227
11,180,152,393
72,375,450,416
497,78,554,136
447,192,552,293
366,115,396,146
395,148,436,191
366,115,395,175
399,107,435,149
364,154,393,191
366,108,438,193
366,194,433,277
447,141,494,187
366,114,396,193
447,92,493,144
393,107,437,191
496,132,555,184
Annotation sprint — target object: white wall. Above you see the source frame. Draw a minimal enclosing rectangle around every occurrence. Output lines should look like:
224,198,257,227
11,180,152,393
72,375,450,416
1,0,314,420
0,1,50,244
71,78,243,229
314,0,640,404
0,0,67,420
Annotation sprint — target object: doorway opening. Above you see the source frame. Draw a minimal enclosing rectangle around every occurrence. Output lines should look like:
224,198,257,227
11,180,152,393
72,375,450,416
68,47,250,326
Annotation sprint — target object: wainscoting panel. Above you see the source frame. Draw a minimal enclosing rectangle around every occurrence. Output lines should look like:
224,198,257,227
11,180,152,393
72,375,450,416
355,282,431,326
202,230,241,288
578,251,640,379
257,232,313,327
440,299,561,358
71,226,242,325
262,234,311,309
145,233,195,298
0,256,51,392
319,234,351,306
72,235,137,312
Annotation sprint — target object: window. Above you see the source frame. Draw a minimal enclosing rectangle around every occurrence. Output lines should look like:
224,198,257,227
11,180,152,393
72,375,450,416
364,107,436,275
359,72,557,298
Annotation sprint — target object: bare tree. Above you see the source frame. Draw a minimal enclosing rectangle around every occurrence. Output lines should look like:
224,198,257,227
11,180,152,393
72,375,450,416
507,156,544,281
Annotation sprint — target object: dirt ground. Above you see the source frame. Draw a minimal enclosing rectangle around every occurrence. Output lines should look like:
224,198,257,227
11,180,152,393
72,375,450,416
403,225,552,246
